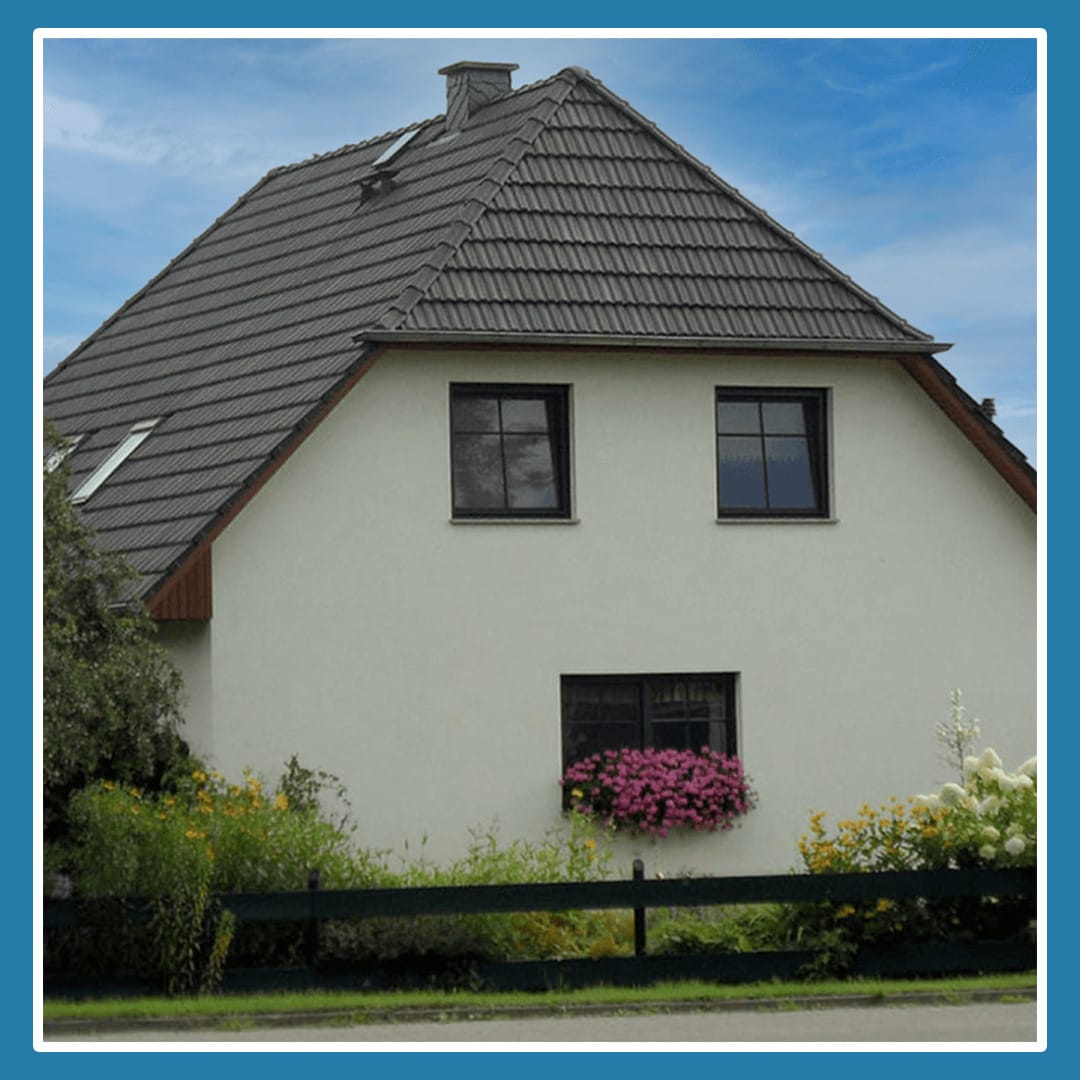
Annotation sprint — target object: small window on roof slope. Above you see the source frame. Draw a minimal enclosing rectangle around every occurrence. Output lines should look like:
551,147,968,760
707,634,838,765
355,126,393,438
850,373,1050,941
71,419,160,504
371,127,420,168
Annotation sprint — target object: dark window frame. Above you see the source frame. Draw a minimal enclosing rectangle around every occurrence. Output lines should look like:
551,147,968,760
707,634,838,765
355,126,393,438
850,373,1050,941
715,388,830,518
450,383,572,519
560,673,738,778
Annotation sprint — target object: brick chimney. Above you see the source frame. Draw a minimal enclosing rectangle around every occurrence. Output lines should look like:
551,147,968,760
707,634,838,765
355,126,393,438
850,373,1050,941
438,61,518,131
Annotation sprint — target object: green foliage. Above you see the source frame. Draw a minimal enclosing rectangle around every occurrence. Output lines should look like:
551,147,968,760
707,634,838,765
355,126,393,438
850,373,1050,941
43,422,188,840
50,764,383,993
278,754,355,834
649,903,795,955
785,743,1037,977
49,766,633,990
322,814,629,967
67,769,374,897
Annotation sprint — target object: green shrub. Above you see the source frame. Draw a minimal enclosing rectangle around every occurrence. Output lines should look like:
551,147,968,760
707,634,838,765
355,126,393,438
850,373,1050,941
51,765,384,993
43,423,189,842
649,903,796,955
322,815,629,966
785,745,1037,976
50,777,633,988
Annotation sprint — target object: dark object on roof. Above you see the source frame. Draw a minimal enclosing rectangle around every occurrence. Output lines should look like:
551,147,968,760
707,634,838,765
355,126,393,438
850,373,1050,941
43,62,1036,611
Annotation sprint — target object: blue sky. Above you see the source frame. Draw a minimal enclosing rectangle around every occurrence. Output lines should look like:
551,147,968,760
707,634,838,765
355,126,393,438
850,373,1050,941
40,32,1040,464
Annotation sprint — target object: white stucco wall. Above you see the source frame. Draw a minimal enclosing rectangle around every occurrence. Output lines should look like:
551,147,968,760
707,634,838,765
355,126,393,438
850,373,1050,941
161,346,1036,877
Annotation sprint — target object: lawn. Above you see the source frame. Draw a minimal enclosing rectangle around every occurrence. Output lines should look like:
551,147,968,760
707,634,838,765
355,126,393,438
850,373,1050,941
43,972,1037,1029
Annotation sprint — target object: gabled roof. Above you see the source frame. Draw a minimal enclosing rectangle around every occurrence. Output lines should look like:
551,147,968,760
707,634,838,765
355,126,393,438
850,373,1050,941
43,64,1035,610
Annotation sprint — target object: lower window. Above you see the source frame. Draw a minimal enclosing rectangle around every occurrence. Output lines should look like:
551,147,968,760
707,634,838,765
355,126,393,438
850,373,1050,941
560,673,737,772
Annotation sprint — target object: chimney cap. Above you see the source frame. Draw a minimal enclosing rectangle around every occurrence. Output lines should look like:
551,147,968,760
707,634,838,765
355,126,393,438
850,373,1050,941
437,60,519,76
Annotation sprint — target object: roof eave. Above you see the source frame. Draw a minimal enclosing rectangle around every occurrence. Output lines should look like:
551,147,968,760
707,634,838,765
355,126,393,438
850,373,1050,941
353,328,951,355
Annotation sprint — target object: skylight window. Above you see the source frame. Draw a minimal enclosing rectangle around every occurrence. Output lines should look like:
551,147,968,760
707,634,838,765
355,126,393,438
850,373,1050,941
71,419,160,504
371,127,420,168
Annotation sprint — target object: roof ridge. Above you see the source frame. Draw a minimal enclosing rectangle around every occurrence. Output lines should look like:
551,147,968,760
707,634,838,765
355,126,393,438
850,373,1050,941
570,71,933,344
370,69,584,333
265,67,572,180
267,116,437,178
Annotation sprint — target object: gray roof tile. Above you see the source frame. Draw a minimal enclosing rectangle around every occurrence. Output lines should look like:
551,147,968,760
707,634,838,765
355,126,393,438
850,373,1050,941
47,63,1018,604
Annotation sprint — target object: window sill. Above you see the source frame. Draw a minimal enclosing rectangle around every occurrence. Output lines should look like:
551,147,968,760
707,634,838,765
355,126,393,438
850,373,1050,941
451,517,581,525
715,516,839,525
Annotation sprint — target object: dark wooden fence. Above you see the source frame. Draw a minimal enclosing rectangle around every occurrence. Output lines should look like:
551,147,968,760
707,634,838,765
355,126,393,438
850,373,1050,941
44,863,1036,997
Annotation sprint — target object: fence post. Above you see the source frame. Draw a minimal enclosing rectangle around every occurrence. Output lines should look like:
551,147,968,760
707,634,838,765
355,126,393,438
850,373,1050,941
633,858,647,957
306,868,321,969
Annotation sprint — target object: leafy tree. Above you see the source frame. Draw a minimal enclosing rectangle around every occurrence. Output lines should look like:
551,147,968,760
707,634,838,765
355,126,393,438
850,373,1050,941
43,423,188,839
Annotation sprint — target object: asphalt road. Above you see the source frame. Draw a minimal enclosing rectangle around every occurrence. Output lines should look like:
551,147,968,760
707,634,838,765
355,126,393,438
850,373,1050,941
46,1001,1039,1045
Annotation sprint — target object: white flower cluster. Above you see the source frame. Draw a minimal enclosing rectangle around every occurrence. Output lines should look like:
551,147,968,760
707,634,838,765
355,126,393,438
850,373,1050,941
916,749,1036,808
912,747,1035,865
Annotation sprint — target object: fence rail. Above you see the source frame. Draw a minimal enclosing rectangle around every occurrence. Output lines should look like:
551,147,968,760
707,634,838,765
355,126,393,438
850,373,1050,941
44,864,1036,997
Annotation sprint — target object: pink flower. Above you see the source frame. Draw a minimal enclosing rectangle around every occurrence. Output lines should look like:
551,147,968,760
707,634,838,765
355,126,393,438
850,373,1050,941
561,748,756,836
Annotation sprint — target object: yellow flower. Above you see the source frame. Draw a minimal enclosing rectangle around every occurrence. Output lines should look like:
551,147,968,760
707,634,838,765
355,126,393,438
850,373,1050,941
571,788,584,799
206,846,216,861
128,787,141,798
185,829,206,840
102,781,115,791
164,796,177,807
583,837,596,851
130,805,141,815
192,770,207,783
836,905,856,920
274,794,289,812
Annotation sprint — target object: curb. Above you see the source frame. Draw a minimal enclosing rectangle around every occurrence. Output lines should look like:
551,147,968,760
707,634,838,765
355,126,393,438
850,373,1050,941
43,987,1037,1038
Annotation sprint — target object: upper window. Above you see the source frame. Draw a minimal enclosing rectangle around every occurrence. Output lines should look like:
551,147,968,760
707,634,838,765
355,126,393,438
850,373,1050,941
71,419,160,504
561,674,737,773
715,389,829,518
450,384,571,518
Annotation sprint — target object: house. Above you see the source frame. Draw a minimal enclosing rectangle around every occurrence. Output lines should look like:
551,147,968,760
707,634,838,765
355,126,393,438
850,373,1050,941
43,62,1036,876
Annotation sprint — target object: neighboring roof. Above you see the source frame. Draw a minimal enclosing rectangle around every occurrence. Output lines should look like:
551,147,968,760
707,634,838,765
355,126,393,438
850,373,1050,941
43,64,1035,608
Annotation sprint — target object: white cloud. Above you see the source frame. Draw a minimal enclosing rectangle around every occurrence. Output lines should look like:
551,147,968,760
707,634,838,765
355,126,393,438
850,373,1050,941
839,228,1036,330
44,92,169,166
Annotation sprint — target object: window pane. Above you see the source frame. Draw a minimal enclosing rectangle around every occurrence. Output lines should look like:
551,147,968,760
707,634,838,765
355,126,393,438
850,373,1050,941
718,436,766,508
651,720,713,752
688,679,727,713
649,678,687,719
564,683,641,762
501,398,550,432
716,401,761,434
453,434,505,509
765,436,816,509
564,723,641,762
452,396,500,432
504,434,558,508
565,684,639,726
762,401,806,434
